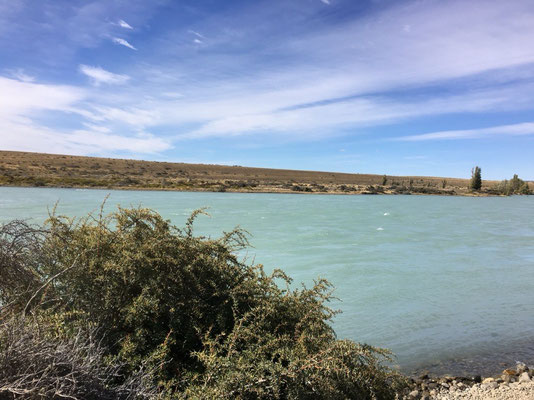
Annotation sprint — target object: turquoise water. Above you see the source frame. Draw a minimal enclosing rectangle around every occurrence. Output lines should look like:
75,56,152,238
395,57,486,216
1,187,533,374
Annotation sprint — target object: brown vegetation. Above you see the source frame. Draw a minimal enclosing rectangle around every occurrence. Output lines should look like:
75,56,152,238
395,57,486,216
0,150,512,195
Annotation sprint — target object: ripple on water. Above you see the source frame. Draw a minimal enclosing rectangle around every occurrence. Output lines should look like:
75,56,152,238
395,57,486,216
1,188,533,372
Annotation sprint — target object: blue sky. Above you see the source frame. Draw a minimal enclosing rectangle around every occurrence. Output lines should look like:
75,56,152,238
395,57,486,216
1,0,534,180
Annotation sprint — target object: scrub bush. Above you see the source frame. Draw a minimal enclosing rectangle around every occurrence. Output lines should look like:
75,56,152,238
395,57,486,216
0,318,157,399
0,207,405,399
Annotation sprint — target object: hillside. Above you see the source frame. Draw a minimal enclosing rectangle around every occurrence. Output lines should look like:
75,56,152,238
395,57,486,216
0,150,498,195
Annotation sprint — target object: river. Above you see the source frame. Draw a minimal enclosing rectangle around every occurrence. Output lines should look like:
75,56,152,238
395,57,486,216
1,187,533,375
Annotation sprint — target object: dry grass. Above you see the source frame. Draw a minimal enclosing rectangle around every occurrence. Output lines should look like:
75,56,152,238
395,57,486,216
0,150,505,195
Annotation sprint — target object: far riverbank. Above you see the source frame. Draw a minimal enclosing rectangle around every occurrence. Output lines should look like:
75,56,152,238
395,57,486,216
3,149,522,196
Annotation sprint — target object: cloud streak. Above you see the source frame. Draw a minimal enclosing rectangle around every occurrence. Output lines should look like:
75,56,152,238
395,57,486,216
118,19,133,29
396,123,534,141
79,65,130,86
112,37,137,50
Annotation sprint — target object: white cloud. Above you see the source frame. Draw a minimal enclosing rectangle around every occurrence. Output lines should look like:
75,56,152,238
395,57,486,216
0,77,84,116
0,75,171,156
79,65,130,86
4,0,534,155
112,37,137,50
110,0,534,144
118,19,133,29
0,119,171,155
396,122,534,141
172,83,534,139
321,0,331,4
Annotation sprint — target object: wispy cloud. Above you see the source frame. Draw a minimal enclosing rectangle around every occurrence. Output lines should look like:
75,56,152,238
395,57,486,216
118,19,133,29
0,76,84,116
188,30,204,39
320,0,331,4
79,65,130,86
396,123,534,141
10,69,35,82
112,37,137,50
0,76,170,156
0,119,171,155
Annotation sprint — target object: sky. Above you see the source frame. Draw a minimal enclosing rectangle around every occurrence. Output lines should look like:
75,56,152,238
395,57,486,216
1,0,534,180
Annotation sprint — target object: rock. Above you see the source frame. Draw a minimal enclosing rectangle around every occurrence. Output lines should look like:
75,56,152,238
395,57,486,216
472,375,482,383
502,374,512,383
503,368,517,376
419,373,429,380
441,382,450,388
408,389,419,398
427,382,438,389
482,377,495,383
516,362,528,373
482,381,499,390
518,372,531,383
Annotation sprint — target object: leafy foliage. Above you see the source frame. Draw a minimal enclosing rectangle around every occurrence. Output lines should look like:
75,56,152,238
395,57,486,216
492,174,532,195
0,207,405,399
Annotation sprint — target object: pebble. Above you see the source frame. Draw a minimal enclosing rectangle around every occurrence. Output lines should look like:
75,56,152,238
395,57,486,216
403,361,534,400
518,372,531,383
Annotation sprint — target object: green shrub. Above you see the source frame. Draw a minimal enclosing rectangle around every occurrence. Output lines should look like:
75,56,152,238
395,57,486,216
0,208,405,398
492,174,532,195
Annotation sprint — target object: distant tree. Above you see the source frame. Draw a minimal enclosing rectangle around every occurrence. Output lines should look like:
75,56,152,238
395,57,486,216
470,166,482,190
382,175,388,186
442,179,447,189
510,174,522,192
494,174,532,195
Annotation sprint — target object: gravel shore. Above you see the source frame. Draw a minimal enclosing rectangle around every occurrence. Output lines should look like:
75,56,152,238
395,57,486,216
403,362,534,400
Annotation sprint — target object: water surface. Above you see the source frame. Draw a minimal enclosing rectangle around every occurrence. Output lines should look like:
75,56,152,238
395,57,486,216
1,187,533,375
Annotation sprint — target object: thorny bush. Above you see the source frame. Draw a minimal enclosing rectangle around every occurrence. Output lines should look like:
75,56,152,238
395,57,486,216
0,207,405,399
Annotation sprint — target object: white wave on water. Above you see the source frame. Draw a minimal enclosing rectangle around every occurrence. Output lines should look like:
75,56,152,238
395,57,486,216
376,227,384,231
383,212,390,216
